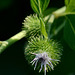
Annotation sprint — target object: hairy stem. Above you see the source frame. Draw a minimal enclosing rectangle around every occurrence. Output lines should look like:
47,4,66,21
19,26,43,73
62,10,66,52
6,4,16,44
0,30,26,54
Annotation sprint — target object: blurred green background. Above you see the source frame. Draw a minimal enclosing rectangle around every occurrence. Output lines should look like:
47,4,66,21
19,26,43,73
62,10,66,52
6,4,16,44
0,0,75,75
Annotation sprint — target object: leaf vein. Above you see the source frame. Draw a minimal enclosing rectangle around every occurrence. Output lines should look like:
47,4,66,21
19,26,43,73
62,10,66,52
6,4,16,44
66,16,75,34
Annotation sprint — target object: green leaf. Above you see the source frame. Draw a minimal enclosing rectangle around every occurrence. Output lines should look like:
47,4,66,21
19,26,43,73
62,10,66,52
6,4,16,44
43,8,57,17
40,18,48,39
65,0,70,6
64,15,75,50
65,0,75,13
30,0,50,15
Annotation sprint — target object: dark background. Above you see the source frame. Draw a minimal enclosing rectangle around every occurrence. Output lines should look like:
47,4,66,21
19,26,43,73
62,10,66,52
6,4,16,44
0,0,75,75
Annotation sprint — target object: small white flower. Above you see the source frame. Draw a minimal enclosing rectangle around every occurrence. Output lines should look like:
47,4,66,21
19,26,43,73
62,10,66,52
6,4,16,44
30,52,59,75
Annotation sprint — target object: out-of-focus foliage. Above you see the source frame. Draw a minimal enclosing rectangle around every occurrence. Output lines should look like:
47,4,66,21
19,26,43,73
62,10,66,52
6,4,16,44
65,0,75,13
0,0,13,10
64,0,75,50
64,15,75,50
65,0,70,6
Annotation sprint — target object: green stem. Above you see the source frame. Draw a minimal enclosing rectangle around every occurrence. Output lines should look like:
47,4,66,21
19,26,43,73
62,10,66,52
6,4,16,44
0,6,67,54
40,17,48,39
47,14,55,39
50,21,66,38
0,30,26,54
44,14,55,39
38,0,42,17
53,6,66,18
44,6,67,39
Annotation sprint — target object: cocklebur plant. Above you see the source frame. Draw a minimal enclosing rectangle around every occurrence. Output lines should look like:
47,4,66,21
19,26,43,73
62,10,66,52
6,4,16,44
25,36,62,75
0,0,75,75
22,14,41,37
0,0,66,54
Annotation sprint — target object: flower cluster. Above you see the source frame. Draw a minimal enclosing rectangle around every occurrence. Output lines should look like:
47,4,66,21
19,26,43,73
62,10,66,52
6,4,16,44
25,36,62,75
30,52,59,75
